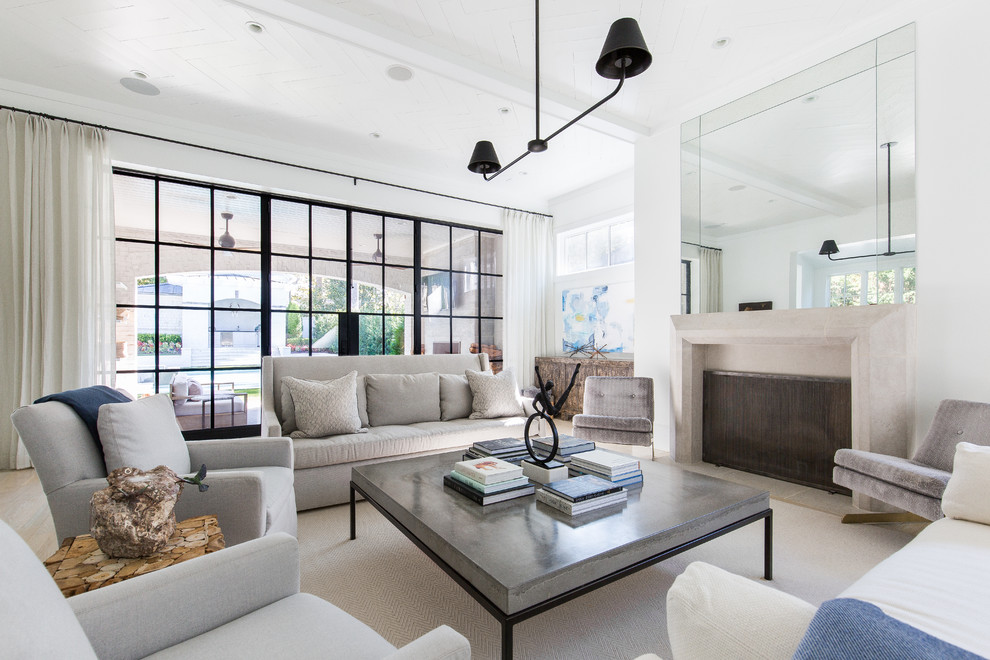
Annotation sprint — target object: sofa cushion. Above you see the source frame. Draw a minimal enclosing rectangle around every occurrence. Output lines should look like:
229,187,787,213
365,373,441,426
833,448,950,498
941,442,990,524
143,593,397,659
466,369,524,419
572,414,652,433
439,374,474,421
793,598,981,660
292,416,528,470
282,372,363,438
666,561,816,660
840,518,990,657
98,394,191,474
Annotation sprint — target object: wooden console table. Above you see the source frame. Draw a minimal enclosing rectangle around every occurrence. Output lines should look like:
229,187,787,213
534,356,634,420
44,515,224,597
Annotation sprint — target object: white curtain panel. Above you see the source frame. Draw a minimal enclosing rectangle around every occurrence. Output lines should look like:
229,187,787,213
0,110,116,469
503,209,553,388
700,247,723,313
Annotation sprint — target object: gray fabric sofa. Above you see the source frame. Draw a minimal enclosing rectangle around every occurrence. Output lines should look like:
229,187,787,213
0,519,469,659
262,353,535,510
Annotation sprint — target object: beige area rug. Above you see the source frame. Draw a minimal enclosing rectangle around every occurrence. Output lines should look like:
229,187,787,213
298,499,919,659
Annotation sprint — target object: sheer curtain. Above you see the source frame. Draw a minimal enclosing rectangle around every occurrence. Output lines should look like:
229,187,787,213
0,109,116,469
503,209,553,388
699,246,723,313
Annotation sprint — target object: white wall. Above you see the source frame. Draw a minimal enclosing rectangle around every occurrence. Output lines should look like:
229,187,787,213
633,126,682,451
636,0,990,455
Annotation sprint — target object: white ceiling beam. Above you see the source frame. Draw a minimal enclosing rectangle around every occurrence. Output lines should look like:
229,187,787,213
682,143,860,217
229,0,651,143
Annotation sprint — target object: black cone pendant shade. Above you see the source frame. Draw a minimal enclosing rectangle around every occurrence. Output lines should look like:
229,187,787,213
596,17,652,79
818,240,839,257
468,140,501,175
467,1,651,181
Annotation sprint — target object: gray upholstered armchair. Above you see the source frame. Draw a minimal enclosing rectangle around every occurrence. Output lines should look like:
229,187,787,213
0,519,470,659
834,399,990,522
572,376,655,456
10,399,297,546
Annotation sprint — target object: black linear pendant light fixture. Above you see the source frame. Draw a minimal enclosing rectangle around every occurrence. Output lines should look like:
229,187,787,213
467,0,652,180
819,141,915,261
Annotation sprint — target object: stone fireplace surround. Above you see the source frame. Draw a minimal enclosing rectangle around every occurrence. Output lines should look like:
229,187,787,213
670,305,916,510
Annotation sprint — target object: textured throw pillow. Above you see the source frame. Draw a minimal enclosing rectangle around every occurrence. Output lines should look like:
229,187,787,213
465,369,524,419
282,372,364,438
365,373,441,426
941,442,990,524
439,373,474,420
187,379,203,396
98,394,191,474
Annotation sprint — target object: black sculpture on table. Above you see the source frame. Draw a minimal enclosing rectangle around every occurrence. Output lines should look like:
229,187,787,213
524,363,581,466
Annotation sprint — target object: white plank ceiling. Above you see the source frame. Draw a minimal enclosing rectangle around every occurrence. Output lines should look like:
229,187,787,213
0,0,911,210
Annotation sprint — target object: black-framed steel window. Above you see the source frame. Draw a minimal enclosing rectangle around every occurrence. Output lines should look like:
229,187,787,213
113,170,504,437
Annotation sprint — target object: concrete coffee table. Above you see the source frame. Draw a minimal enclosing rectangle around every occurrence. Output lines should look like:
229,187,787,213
350,452,771,659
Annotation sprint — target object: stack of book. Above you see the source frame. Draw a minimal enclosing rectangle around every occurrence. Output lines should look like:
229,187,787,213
568,449,643,488
536,474,627,515
443,457,535,505
462,437,530,464
529,434,595,463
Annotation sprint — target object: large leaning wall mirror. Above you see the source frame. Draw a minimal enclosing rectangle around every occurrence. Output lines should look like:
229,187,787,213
680,24,915,313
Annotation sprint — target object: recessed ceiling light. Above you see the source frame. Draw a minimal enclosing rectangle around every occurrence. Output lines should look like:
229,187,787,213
728,184,746,192
369,132,382,139
120,75,160,96
245,21,265,34
129,69,149,80
498,107,511,115
802,94,818,103
767,199,776,203
712,37,731,49
386,64,414,82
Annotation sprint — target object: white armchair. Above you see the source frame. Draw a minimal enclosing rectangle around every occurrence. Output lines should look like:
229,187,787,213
0,520,470,659
11,398,297,546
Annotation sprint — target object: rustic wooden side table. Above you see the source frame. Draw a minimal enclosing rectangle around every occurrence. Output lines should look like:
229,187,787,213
44,514,224,597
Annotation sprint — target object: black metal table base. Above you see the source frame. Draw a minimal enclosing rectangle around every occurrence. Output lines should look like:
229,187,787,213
350,481,772,659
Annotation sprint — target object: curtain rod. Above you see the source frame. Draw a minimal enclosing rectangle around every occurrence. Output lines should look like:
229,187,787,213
681,240,722,251
1,104,553,219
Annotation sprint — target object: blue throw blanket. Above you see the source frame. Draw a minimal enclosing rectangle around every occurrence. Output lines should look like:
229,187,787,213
793,598,983,660
34,385,131,447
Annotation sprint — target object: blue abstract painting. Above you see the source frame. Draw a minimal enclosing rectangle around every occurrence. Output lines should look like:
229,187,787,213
561,283,635,354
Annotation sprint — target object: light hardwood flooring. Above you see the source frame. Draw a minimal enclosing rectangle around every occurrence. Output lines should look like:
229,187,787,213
0,467,57,559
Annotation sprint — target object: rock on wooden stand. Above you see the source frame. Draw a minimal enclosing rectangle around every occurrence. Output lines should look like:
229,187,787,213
90,465,184,558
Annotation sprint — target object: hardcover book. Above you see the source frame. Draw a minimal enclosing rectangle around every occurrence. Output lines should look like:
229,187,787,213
568,466,644,488
531,435,595,455
448,470,531,495
443,474,535,505
569,449,641,476
536,488,627,515
541,474,623,502
452,456,525,485
473,437,528,456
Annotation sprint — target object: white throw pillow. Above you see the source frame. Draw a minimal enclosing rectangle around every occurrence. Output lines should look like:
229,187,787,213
98,394,191,474
170,375,189,398
941,442,990,524
465,368,525,419
282,371,364,438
